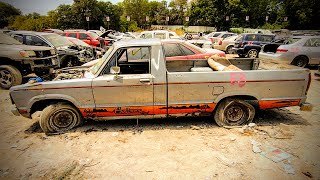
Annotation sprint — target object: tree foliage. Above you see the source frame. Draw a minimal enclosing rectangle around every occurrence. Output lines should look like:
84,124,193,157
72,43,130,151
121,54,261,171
0,2,21,28
5,0,320,31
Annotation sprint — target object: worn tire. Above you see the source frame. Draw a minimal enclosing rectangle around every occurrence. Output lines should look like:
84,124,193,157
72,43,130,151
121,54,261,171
0,65,22,89
214,98,255,127
246,49,259,58
40,103,83,134
291,56,308,67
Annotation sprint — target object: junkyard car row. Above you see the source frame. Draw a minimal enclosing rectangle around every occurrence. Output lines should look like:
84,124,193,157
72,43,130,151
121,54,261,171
0,29,318,134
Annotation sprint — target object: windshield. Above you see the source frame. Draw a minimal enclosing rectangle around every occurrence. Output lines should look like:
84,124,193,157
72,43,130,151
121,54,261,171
90,46,114,74
184,41,206,53
42,34,73,47
0,33,22,45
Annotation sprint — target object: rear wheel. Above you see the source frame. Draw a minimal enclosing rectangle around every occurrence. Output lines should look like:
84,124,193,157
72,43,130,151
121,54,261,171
247,49,258,58
226,46,234,54
291,56,308,67
214,98,255,127
0,65,22,89
40,103,83,134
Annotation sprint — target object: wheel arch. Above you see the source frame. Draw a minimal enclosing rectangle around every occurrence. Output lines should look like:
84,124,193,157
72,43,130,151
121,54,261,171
291,54,310,64
214,94,259,111
29,95,82,115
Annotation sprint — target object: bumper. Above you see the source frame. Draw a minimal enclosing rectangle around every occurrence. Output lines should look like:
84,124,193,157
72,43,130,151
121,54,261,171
259,52,292,63
11,105,20,116
300,102,313,111
213,44,224,51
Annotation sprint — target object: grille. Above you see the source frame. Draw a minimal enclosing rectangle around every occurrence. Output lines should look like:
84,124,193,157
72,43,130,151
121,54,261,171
34,50,52,58
34,59,53,65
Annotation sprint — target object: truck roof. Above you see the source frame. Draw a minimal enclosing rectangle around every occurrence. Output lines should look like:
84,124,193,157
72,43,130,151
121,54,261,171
113,38,162,47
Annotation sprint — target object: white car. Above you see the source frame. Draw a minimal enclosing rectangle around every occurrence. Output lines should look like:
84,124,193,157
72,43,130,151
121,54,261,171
138,30,181,40
259,36,320,67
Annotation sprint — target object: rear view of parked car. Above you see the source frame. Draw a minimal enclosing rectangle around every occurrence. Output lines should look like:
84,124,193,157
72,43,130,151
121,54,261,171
233,33,275,58
259,36,320,67
213,35,238,54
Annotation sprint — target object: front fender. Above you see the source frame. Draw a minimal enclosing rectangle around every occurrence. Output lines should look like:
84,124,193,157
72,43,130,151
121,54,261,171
27,94,82,112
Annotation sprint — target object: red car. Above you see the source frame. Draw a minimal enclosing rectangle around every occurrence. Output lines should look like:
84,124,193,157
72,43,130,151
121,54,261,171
61,31,108,48
162,40,225,61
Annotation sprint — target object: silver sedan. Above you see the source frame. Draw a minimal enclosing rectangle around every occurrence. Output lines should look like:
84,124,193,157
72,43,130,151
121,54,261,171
259,36,320,67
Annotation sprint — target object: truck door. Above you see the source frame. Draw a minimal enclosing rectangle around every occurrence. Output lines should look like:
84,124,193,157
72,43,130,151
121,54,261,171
91,46,154,117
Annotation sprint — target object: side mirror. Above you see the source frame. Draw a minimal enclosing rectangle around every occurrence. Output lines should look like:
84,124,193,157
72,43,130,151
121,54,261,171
110,66,120,74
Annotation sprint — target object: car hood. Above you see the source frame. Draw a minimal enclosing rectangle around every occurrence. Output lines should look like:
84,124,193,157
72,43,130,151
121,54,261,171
2,44,53,51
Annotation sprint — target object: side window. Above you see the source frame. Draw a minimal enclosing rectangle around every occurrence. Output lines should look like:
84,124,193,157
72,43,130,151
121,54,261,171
117,47,150,74
169,33,175,38
141,33,152,39
304,38,320,47
60,33,66,36
25,35,48,46
68,33,77,38
11,35,23,43
179,44,195,55
79,33,88,40
245,34,258,41
155,33,166,39
260,35,273,42
163,43,184,57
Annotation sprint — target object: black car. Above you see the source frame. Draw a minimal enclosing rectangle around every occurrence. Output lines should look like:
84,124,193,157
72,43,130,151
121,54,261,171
233,33,276,58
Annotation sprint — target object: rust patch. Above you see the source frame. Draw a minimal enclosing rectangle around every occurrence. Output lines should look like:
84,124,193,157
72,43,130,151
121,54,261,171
80,103,216,118
259,99,300,109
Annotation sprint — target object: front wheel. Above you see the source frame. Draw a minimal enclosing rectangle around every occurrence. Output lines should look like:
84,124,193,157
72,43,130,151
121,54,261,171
214,99,255,127
226,46,234,54
40,103,83,134
0,65,22,89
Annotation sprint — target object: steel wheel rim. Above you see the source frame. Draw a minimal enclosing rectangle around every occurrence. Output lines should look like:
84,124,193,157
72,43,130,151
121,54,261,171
0,69,13,87
296,58,306,67
248,50,257,58
51,109,76,129
225,105,244,122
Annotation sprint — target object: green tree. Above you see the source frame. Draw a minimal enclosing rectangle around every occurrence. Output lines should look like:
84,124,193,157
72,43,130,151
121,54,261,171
97,1,123,30
72,0,103,30
0,2,21,28
122,0,149,27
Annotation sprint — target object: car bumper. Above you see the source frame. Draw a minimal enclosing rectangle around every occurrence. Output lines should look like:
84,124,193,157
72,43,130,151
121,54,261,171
300,102,313,111
11,105,20,116
213,44,224,51
259,52,293,63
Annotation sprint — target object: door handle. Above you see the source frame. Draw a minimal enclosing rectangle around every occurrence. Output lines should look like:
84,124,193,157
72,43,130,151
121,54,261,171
139,78,150,83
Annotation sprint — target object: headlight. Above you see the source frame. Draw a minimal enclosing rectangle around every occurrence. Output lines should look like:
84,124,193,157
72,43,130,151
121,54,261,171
26,51,36,57
50,49,56,55
19,51,28,57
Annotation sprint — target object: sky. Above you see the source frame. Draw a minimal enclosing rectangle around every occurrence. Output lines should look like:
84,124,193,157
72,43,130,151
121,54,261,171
0,0,122,15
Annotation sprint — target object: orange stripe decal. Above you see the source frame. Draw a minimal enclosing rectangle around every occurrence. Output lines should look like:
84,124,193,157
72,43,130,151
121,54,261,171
259,99,300,109
79,103,216,118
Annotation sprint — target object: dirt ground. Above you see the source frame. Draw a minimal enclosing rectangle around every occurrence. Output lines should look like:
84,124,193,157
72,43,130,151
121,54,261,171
0,70,319,180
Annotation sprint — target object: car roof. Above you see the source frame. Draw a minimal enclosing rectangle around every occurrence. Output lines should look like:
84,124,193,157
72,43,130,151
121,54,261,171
114,38,162,47
10,31,57,36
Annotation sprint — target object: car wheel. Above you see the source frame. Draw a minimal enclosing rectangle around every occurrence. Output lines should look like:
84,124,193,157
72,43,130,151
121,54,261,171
292,56,308,67
40,103,83,134
0,65,22,89
226,46,234,54
214,98,255,127
247,49,258,58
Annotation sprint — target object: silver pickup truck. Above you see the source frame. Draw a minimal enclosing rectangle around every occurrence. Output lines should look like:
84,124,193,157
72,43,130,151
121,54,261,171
10,39,312,134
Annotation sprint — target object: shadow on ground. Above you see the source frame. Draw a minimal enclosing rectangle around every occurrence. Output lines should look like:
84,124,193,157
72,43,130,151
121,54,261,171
24,107,309,135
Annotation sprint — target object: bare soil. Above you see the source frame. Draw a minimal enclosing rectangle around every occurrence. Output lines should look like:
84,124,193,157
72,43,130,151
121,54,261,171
0,70,319,179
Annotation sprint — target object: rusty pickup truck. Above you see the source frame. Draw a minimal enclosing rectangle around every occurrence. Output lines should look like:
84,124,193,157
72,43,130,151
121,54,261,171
10,39,312,134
